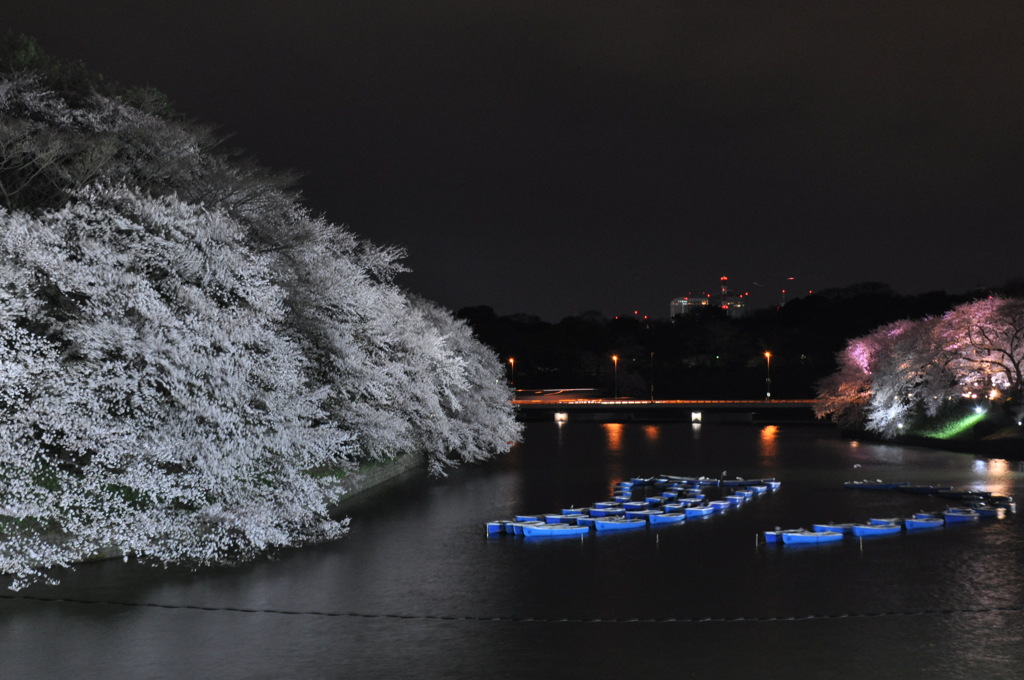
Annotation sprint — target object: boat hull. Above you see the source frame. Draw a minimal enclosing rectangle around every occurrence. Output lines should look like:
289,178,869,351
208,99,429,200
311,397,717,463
905,517,944,530
593,518,647,531
781,530,843,544
851,523,902,537
521,523,590,538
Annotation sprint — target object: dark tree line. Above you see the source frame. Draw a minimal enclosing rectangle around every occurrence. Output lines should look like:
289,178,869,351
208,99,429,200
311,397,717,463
458,281,1019,400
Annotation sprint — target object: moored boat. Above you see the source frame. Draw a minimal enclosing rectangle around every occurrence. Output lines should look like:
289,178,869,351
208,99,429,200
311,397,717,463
486,520,511,535
851,522,902,537
898,484,954,495
708,500,732,512
904,517,944,530
625,509,664,520
762,528,802,543
942,507,980,523
509,520,548,535
868,516,902,525
843,480,909,490
989,495,1016,512
521,523,590,538
589,506,625,517
966,503,1005,518
684,504,715,518
811,522,855,534
648,512,686,526
593,517,647,531
781,529,844,544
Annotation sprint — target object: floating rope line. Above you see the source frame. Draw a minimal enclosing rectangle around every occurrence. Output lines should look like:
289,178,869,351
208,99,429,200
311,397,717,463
2,594,1022,623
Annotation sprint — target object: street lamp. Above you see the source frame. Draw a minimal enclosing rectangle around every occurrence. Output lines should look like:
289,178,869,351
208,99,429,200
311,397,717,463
612,354,619,399
650,351,655,402
764,351,772,401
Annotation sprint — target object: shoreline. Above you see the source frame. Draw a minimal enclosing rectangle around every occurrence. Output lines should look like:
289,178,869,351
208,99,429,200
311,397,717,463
842,429,1024,461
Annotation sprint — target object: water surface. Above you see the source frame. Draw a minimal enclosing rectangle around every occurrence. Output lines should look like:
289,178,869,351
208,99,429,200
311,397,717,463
2,422,1022,679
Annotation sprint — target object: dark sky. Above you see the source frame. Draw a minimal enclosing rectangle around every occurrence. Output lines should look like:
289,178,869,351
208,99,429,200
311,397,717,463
8,1,1024,320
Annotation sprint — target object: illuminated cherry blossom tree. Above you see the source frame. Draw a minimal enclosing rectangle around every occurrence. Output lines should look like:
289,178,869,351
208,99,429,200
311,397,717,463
1,45,519,589
817,297,1024,436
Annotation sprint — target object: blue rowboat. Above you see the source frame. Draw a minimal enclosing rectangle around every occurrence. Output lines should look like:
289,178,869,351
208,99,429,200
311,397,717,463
486,520,510,535
625,509,664,520
575,516,599,528
589,506,625,517
851,523,901,537
521,523,590,538
912,511,939,519
623,501,650,510
943,508,980,523
684,504,715,518
593,501,620,509
966,503,1005,518
749,484,769,494
765,480,782,491
514,514,540,522
708,500,731,512
509,520,547,535
905,517,944,530
868,517,902,525
811,522,855,534
781,529,844,544
593,517,647,531
724,494,745,505
644,496,665,506
763,528,803,543
648,512,686,526
543,514,577,524
735,489,754,499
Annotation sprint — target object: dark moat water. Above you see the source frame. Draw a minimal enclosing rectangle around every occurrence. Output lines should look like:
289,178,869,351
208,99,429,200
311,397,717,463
2,422,1022,679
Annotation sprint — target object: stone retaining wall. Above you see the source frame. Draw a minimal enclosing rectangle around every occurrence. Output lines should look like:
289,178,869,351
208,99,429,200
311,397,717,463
329,451,427,512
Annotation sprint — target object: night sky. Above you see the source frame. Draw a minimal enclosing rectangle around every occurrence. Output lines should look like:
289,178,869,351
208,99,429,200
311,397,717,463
7,1,1024,320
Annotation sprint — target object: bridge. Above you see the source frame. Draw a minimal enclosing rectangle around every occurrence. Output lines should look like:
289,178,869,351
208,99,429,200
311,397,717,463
512,394,819,423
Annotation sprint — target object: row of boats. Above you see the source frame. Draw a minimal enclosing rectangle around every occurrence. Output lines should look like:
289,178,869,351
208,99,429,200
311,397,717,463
486,474,781,538
842,478,1017,511
765,480,1015,545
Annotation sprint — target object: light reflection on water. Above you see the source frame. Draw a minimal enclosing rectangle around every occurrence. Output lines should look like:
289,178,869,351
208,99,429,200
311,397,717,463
759,424,779,460
602,422,624,452
2,422,1022,679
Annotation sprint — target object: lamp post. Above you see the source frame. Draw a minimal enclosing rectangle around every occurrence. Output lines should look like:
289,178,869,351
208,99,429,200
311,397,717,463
650,351,655,402
508,357,515,387
764,351,772,401
612,354,619,399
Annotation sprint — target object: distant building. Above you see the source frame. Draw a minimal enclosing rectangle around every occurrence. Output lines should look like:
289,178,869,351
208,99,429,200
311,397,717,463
671,276,748,319
669,295,712,318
